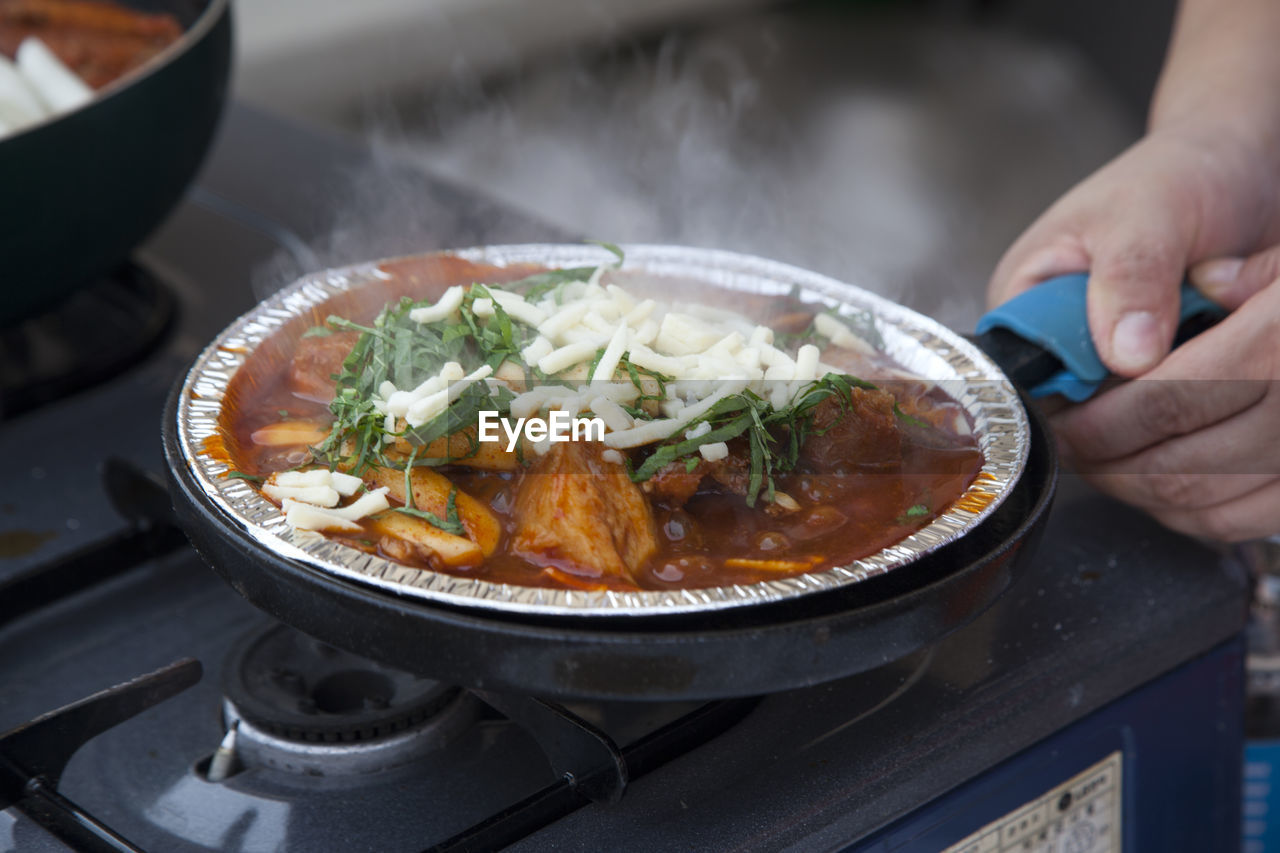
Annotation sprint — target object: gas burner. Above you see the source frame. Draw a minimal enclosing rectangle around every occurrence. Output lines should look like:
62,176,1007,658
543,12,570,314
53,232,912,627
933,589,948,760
220,694,479,778
219,623,476,775
0,262,176,420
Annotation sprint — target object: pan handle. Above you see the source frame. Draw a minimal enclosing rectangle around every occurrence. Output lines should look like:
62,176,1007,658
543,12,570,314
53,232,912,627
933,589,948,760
969,273,1225,401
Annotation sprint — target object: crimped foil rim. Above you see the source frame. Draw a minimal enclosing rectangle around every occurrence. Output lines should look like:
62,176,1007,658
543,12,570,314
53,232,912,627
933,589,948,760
177,244,1029,617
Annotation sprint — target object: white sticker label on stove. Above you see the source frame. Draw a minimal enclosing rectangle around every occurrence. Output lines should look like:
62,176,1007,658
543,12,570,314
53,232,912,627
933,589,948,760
941,751,1122,853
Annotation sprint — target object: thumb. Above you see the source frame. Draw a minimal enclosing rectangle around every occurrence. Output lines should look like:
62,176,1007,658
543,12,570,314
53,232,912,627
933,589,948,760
1086,237,1185,377
1190,245,1280,310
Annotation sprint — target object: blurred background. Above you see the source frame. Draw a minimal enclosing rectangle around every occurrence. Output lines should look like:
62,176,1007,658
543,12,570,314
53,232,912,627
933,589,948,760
228,0,1175,328
225,0,1172,325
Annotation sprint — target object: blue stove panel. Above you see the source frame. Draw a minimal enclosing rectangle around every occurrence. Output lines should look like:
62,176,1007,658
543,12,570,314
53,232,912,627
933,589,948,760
850,637,1244,852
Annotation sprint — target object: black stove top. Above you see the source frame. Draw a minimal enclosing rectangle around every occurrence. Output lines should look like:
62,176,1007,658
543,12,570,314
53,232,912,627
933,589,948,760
0,263,176,421
0,104,1249,852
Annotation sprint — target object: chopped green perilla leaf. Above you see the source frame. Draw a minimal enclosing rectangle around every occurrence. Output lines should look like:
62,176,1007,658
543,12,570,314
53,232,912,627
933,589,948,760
226,470,264,483
587,346,609,379
627,373,877,507
507,242,625,300
893,402,930,429
896,502,931,525
301,324,334,338
507,267,598,301
394,485,465,535
403,445,420,510
313,284,534,473
619,354,671,413
589,240,626,266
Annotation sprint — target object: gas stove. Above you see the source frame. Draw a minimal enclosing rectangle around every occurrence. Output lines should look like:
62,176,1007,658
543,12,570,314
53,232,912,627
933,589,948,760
0,104,1249,852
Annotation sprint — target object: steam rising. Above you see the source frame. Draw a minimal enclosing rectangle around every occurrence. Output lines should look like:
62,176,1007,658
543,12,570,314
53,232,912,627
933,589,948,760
256,9,1133,330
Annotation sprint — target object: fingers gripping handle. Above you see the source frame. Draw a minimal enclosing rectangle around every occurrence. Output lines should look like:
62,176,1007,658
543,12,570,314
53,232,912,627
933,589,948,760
974,273,1226,401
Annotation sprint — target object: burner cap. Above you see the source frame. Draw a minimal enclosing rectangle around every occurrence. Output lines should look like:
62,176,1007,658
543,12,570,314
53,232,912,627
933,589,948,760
222,623,458,743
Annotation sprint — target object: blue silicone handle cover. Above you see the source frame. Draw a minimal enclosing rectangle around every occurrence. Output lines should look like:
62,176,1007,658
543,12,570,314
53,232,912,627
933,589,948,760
975,273,1224,402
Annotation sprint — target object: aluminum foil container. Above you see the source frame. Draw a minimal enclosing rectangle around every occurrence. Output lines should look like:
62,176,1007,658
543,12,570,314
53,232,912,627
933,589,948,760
176,244,1030,617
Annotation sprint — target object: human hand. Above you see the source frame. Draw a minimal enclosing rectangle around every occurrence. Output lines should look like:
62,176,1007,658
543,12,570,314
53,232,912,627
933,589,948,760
989,128,1280,375
988,128,1280,540
1048,274,1280,541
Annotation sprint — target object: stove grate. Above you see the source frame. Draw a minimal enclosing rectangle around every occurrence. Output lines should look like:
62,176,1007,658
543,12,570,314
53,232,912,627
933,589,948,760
0,659,203,853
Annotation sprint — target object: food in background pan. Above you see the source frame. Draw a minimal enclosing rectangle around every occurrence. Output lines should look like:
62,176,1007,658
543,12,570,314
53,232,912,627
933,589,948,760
217,251,984,592
0,0,181,137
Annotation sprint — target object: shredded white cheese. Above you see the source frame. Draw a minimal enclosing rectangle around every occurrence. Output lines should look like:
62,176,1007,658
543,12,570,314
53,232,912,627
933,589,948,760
409,286,464,324
263,483,340,507
368,268,895,461
329,471,364,496
325,487,391,519
405,364,493,428
539,341,601,376
655,312,723,356
699,441,729,462
813,312,876,356
684,421,712,441
272,470,332,487
537,301,592,340
794,344,820,381
590,396,634,433
591,324,629,382
280,488,390,532
282,501,362,533
521,335,554,365
625,344,687,377
603,383,745,449
268,464,391,532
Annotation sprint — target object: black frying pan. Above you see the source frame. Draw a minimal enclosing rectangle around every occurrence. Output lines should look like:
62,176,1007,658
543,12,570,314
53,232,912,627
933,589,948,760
162,382,1057,702
159,243,1232,701
0,0,231,326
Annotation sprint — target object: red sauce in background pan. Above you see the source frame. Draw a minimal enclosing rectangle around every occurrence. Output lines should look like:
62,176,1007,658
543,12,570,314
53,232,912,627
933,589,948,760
0,0,182,89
